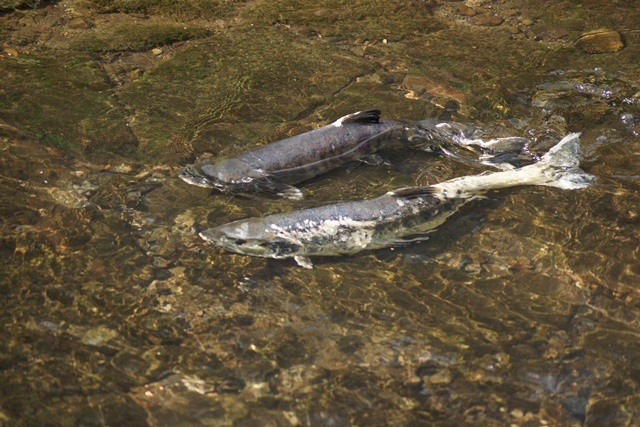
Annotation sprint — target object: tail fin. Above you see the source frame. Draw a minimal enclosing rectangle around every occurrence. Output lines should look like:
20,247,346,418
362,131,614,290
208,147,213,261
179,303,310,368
412,119,530,170
536,133,595,189
431,133,595,197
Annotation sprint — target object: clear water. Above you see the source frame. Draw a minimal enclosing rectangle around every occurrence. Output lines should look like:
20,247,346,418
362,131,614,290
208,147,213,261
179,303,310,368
1,1,640,425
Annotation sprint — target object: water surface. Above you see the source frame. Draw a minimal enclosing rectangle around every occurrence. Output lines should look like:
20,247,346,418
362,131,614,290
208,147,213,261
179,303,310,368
1,1,640,425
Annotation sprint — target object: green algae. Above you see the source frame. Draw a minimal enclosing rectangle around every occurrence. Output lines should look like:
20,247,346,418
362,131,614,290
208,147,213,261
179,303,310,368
0,52,137,158
119,25,375,162
85,0,246,20
244,0,443,41
0,0,38,11
53,21,210,53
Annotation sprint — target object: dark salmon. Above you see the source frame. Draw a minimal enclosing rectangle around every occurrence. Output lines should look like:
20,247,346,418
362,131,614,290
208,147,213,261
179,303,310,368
179,110,410,199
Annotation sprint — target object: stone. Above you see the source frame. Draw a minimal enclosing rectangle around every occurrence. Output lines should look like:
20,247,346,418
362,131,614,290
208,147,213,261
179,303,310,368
68,17,93,30
4,47,19,56
401,75,467,104
474,15,504,27
510,409,524,419
457,5,477,17
576,29,624,54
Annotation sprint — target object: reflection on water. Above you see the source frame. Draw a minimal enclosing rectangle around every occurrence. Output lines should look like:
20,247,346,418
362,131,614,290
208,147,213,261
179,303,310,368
2,0,640,426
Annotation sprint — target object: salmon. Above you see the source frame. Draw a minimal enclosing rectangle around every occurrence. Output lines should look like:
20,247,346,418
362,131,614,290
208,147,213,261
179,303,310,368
180,110,410,199
200,133,594,268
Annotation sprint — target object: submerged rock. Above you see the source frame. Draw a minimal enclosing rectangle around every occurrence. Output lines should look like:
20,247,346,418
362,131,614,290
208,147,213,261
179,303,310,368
474,15,504,27
0,0,33,10
576,29,624,54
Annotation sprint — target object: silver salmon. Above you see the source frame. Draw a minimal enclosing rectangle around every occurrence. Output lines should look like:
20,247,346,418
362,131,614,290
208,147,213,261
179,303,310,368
180,110,411,199
200,133,594,268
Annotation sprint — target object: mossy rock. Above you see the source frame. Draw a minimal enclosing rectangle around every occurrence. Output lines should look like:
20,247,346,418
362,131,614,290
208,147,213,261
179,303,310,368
0,0,38,11
244,0,444,41
51,20,210,52
85,0,246,20
0,52,137,158
119,25,376,162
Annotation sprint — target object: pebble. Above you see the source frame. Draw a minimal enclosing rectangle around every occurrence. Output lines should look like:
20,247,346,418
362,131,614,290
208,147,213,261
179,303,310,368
152,48,163,56
533,24,568,41
4,47,19,57
401,75,467,104
576,29,624,54
521,18,534,26
68,17,93,29
428,369,452,385
128,69,143,80
510,409,524,419
474,15,504,27
457,5,477,17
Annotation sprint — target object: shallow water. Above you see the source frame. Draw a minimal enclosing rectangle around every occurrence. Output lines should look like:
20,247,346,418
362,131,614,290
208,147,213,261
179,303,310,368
1,1,640,426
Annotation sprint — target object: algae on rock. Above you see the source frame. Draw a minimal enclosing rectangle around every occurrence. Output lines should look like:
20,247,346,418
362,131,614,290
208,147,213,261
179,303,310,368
119,26,376,162
50,19,210,53
0,52,138,158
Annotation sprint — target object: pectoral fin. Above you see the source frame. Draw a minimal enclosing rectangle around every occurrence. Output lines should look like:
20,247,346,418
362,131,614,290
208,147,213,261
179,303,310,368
274,184,304,200
294,255,313,269
243,177,304,200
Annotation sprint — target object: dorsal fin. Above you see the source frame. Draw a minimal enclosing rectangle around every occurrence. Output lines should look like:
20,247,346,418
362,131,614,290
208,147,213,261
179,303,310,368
388,186,440,199
341,109,381,125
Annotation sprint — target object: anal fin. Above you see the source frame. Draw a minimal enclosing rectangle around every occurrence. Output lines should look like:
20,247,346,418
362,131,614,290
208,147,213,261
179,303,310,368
250,178,304,200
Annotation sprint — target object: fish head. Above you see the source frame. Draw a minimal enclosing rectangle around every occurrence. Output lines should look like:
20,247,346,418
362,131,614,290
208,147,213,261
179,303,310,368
180,164,216,188
200,219,303,259
179,159,255,190
179,162,227,189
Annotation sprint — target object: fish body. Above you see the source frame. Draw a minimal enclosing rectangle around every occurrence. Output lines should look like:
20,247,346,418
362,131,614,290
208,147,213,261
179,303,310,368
201,187,462,268
180,110,409,199
413,119,531,169
200,133,594,268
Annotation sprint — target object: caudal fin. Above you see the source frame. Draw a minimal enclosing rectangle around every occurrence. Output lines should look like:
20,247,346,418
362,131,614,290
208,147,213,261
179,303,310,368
536,133,595,189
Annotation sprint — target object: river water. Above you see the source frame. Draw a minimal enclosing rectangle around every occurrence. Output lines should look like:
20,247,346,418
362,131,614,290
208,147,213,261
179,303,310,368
1,1,640,426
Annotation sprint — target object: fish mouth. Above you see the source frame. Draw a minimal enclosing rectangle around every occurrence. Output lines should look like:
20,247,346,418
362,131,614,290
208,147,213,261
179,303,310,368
200,228,303,259
179,165,228,190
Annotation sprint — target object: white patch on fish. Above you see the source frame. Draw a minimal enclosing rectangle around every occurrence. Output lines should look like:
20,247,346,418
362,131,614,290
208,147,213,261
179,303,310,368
284,216,378,249
331,112,356,127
